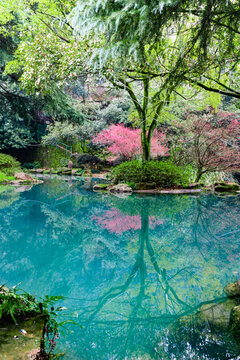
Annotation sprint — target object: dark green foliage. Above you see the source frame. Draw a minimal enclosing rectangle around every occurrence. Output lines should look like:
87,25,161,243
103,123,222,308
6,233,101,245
0,114,35,150
0,153,21,175
0,32,84,151
74,153,103,167
0,34,37,149
22,161,41,169
0,75,36,150
112,160,192,188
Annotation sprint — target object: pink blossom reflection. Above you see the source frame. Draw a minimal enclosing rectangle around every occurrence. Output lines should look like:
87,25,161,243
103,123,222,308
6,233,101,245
92,208,163,234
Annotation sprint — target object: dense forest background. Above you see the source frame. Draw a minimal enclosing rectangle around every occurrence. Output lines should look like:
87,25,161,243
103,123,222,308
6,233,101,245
0,0,239,177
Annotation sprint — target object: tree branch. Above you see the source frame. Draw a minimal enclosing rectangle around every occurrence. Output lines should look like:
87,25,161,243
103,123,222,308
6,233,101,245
185,77,240,99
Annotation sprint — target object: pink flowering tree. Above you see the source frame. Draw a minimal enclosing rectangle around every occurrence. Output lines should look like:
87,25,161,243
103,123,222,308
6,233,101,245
173,111,240,182
92,124,168,160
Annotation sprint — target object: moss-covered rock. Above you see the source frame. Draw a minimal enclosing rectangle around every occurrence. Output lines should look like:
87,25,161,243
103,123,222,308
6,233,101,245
108,184,133,193
224,280,240,297
14,173,33,181
93,184,108,191
42,169,51,174
82,169,92,177
202,185,213,191
52,169,62,174
186,183,201,189
35,169,44,173
214,182,240,192
135,182,156,190
62,169,72,175
72,168,82,175
199,299,236,329
231,305,240,340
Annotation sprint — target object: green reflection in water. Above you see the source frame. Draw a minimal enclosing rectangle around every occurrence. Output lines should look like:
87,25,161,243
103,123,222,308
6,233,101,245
0,177,240,359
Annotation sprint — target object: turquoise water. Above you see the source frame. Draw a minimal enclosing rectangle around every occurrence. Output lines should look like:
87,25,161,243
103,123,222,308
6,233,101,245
0,176,240,359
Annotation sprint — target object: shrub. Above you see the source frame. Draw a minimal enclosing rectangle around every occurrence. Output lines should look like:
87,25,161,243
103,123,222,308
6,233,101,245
112,160,192,188
0,153,21,176
74,153,103,167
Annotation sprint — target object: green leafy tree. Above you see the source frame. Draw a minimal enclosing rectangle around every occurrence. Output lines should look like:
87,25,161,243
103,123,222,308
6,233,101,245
2,0,240,160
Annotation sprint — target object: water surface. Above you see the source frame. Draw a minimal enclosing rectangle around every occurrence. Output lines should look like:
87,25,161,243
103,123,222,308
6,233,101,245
0,177,240,359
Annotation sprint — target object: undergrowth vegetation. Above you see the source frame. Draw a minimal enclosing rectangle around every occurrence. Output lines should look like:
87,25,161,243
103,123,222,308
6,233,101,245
0,153,21,176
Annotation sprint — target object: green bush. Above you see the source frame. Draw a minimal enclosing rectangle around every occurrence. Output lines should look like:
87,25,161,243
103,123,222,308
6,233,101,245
0,171,15,183
112,160,192,188
0,153,21,176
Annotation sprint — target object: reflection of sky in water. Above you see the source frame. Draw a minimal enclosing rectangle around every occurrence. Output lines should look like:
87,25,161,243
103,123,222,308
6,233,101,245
0,178,240,359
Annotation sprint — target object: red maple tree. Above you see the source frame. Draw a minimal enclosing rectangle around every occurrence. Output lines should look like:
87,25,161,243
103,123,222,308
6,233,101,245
173,111,240,181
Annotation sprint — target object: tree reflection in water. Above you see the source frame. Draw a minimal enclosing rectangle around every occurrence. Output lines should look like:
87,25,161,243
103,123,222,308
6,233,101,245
0,180,239,359
85,194,240,360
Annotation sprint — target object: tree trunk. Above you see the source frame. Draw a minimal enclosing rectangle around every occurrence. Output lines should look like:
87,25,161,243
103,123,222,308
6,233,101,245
196,169,203,182
141,134,151,162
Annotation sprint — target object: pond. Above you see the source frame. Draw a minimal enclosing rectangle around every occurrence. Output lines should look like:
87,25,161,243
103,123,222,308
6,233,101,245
0,177,240,359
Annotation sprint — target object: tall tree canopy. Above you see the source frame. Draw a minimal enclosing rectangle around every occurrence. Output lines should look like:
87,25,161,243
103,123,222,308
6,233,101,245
70,0,240,159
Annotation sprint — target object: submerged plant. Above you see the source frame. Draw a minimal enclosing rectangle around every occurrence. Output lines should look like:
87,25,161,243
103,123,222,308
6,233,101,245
36,294,73,360
0,285,72,359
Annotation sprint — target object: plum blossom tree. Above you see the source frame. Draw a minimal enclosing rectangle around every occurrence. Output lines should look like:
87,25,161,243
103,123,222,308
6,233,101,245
92,124,168,160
